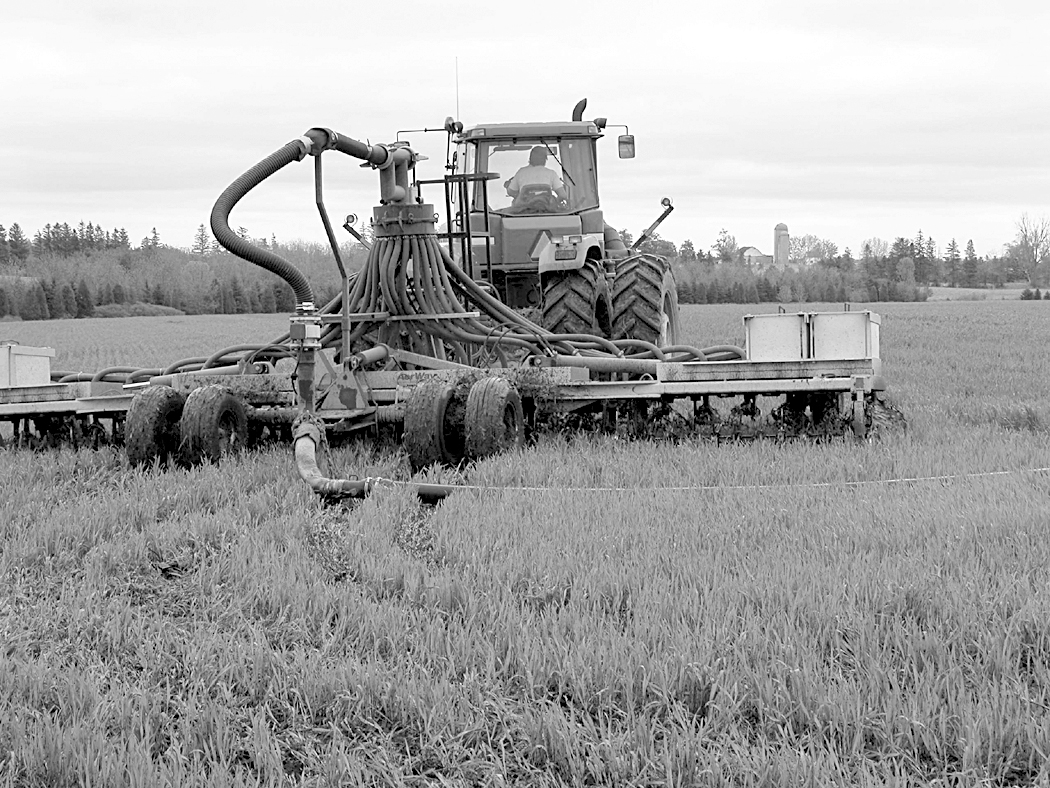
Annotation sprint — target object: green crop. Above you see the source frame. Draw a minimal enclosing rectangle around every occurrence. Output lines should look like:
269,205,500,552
1,302,1049,785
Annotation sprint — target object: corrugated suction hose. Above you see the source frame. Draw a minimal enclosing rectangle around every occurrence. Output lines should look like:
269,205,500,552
210,140,315,306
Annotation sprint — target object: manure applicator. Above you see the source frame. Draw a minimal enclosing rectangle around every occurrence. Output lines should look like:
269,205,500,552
0,104,903,497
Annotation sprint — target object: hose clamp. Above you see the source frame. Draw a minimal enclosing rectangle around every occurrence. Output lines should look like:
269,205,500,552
372,143,394,170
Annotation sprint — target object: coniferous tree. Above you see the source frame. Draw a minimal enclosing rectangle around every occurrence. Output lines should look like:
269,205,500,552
963,240,979,287
944,239,961,287
0,225,9,265
193,224,212,257
693,281,707,304
0,287,8,317
925,237,938,283
44,279,63,318
8,224,30,262
76,279,95,317
913,230,927,283
60,282,77,318
273,281,295,312
258,281,276,313
20,281,49,320
112,283,126,304
230,277,249,313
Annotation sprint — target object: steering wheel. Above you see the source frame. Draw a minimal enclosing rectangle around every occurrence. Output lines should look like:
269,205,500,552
513,184,565,213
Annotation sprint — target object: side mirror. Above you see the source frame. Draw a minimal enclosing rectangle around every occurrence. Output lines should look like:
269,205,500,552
617,134,635,159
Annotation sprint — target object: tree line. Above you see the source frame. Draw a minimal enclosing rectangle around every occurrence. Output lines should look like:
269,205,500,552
1,215,1047,321
0,221,361,321
632,215,1050,305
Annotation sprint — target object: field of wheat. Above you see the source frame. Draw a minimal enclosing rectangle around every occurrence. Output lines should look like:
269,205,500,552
2,302,1049,786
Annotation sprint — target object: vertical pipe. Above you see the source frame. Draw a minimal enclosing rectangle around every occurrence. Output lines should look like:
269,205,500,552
297,349,316,413
480,177,494,294
314,155,348,279
443,174,455,265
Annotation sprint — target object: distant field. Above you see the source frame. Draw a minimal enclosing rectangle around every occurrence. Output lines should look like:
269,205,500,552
926,285,1025,301
2,302,1050,785
0,313,289,373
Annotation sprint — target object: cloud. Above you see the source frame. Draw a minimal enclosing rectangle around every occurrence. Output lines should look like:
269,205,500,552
2,0,1047,254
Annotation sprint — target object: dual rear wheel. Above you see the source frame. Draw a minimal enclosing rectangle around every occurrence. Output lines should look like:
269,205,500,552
403,376,525,471
125,384,247,467
541,254,680,347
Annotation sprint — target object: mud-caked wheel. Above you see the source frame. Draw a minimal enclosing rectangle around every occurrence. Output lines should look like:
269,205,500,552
868,396,907,438
179,385,248,465
465,377,525,461
125,386,186,467
611,254,680,347
541,258,612,337
403,377,469,471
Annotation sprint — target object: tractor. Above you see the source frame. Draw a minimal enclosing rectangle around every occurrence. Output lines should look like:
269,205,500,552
441,98,680,347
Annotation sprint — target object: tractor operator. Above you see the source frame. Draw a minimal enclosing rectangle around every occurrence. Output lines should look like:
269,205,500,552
505,146,568,204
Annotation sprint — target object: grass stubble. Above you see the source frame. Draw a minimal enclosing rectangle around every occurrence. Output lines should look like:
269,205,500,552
1,302,1050,786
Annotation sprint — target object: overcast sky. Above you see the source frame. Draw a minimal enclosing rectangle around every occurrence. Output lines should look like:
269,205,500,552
3,0,1047,259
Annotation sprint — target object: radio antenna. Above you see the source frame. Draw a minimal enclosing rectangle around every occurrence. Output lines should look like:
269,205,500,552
455,57,460,119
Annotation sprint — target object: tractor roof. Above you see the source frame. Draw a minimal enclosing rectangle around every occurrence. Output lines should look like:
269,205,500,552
460,120,603,141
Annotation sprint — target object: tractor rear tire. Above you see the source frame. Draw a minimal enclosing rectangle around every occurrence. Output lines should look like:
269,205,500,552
125,386,185,467
465,377,525,461
403,377,468,471
178,385,248,465
541,259,613,337
611,254,681,347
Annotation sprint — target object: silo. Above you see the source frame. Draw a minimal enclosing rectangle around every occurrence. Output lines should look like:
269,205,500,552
774,223,789,267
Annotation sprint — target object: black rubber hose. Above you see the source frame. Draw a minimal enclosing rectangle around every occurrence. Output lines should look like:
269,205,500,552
211,140,314,306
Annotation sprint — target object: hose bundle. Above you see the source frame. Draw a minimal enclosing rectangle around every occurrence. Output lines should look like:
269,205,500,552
320,231,742,367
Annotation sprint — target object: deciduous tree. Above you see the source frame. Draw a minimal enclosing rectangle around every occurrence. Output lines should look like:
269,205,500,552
1011,213,1050,284
712,229,738,264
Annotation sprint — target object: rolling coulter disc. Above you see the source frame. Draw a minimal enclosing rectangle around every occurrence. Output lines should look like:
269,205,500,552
403,377,469,471
465,377,525,460
178,385,248,465
83,422,110,450
541,258,613,337
611,254,680,347
125,386,186,467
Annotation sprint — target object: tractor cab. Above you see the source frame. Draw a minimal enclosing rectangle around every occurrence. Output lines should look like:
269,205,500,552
449,120,616,308
466,130,600,216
